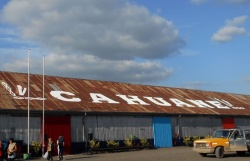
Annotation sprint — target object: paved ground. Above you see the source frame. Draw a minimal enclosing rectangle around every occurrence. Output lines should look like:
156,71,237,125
19,146,250,161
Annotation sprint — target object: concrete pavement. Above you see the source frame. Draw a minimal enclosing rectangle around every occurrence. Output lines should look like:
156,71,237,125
16,146,250,161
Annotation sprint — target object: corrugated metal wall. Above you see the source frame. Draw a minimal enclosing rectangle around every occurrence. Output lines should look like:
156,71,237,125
153,117,172,148
71,115,153,141
3,71,250,116
44,116,71,154
1,113,250,151
86,115,154,141
171,116,222,137
0,114,40,143
235,117,250,130
71,115,236,143
71,116,84,142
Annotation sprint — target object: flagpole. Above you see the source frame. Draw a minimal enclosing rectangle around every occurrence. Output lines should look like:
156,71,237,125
42,55,45,156
27,49,30,154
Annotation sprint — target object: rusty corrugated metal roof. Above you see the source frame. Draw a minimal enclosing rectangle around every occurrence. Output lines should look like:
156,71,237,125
1,71,250,116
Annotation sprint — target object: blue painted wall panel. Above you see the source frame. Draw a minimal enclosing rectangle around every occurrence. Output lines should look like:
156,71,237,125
153,117,172,148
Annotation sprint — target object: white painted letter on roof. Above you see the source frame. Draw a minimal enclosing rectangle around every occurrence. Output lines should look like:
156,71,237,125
170,98,195,107
186,99,214,108
116,95,150,105
206,100,230,109
144,97,171,106
1,82,16,97
17,85,27,96
90,93,119,103
50,91,81,102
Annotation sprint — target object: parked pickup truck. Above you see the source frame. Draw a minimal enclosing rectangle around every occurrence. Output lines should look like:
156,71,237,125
193,128,250,158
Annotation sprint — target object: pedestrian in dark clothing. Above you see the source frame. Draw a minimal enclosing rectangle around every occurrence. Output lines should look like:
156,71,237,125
57,136,64,160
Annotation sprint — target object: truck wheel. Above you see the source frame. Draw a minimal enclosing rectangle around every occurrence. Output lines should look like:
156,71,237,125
215,147,224,158
199,153,207,157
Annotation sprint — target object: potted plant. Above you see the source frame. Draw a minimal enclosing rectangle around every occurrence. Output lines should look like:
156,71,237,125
30,141,41,157
193,136,200,141
140,138,149,146
183,136,193,147
106,140,119,148
124,138,133,147
89,140,100,150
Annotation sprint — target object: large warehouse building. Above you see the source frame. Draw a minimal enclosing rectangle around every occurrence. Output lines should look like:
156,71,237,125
1,71,250,154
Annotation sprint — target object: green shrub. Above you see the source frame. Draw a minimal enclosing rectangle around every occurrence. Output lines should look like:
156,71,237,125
107,140,119,148
183,136,191,146
30,141,41,155
124,138,133,147
193,136,200,141
140,138,149,146
89,140,100,149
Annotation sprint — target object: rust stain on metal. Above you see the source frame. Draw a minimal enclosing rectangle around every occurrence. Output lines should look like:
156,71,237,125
1,71,250,116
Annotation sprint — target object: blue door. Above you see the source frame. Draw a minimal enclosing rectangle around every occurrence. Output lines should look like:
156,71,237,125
153,117,172,148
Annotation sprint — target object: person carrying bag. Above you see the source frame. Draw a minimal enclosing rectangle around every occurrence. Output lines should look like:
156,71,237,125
47,138,54,161
7,138,17,161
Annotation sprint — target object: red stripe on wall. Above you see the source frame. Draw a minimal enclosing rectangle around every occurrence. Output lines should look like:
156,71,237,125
42,115,71,154
222,118,235,129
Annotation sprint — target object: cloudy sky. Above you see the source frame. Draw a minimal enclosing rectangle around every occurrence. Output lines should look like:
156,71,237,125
0,0,249,95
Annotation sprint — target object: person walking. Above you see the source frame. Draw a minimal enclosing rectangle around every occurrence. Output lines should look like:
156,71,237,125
57,136,64,160
7,138,17,161
47,138,55,161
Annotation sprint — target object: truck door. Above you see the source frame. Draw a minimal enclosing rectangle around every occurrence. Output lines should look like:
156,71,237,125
229,130,247,151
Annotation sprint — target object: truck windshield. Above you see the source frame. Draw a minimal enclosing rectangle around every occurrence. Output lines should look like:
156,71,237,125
212,130,233,138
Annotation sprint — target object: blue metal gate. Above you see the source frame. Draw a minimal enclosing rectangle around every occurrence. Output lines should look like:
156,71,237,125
153,117,172,148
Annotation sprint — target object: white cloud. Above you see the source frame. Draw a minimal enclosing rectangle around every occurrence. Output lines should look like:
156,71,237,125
212,26,246,42
191,0,250,4
190,0,208,5
182,81,208,89
1,0,184,84
3,53,173,84
1,0,184,60
211,15,248,42
219,0,250,4
226,15,248,26
243,76,250,82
